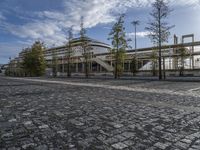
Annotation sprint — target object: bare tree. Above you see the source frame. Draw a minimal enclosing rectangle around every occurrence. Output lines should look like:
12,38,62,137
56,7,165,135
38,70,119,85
80,17,93,78
131,56,137,76
66,27,74,77
145,0,174,80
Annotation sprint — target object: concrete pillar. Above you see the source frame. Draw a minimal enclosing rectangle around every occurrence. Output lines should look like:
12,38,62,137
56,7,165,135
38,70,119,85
128,61,131,72
62,57,64,73
141,60,143,69
169,58,171,70
82,63,84,73
90,61,92,73
97,64,100,72
76,60,78,73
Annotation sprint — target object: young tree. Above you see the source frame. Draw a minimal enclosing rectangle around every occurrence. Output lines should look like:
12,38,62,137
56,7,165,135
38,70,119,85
32,41,46,76
145,0,174,80
108,14,128,78
131,56,137,76
177,46,189,76
22,41,46,76
66,28,74,77
80,17,92,78
20,48,29,76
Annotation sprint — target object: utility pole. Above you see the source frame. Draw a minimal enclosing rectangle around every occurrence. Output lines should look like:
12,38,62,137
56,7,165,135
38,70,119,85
131,20,140,70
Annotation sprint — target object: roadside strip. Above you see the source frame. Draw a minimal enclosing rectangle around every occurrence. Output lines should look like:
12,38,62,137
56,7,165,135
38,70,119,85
2,77,199,98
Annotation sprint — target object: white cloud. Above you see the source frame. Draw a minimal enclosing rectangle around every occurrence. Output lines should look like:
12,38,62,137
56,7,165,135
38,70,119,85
1,0,200,48
0,41,28,63
3,20,66,46
127,0,200,7
0,12,6,20
169,0,200,6
127,31,149,38
63,0,118,29
1,0,132,46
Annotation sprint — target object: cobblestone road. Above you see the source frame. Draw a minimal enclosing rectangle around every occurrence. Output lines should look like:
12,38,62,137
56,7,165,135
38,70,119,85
1,77,200,150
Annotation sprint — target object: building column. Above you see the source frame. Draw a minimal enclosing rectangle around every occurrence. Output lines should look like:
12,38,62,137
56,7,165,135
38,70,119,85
90,61,92,73
82,63,84,73
128,61,131,72
96,64,98,72
62,56,64,73
141,60,143,69
76,61,78,73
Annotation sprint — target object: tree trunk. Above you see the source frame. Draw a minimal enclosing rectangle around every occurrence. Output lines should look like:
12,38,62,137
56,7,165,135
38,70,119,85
163,57,166,80
158,7,162,80
115,53,118,79
115,32,119,79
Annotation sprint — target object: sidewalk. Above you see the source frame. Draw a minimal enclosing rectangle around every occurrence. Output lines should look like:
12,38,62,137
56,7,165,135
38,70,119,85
2,73,200,82
56,74,200,82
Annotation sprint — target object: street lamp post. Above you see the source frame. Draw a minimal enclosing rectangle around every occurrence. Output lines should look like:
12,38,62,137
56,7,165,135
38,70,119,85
131,20,140,70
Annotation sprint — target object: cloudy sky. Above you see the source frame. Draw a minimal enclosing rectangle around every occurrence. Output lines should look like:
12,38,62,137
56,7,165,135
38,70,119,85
0,0,200,64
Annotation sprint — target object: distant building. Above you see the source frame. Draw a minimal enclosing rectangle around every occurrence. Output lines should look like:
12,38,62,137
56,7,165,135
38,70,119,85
0,64,8,74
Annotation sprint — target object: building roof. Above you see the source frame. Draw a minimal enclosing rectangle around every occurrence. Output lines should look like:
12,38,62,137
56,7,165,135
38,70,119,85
46,36,111,52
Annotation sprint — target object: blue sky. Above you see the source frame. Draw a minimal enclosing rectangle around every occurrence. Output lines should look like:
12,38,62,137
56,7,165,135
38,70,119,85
0,0,200,64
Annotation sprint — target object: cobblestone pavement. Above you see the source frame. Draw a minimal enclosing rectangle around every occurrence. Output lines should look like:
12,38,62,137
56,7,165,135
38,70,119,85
1,77,200,150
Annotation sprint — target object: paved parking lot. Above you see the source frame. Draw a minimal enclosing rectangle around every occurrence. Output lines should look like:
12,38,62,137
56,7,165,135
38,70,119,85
1,76,200,150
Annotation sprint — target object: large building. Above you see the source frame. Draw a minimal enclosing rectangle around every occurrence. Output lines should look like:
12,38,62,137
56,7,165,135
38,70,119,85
44,37,113,75
7,34,200,76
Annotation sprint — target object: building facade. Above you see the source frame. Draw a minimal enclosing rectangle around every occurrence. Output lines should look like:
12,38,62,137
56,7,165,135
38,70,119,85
7,34,200,76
